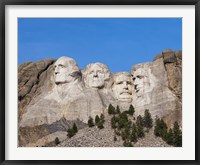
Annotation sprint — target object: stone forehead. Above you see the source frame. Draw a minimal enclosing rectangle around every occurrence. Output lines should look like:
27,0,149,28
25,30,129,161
55,56,76,65
112,72,132,81
85,62,110,72
132,62,152,71
83,63,111,78
131,62,152,75
54,56,79,72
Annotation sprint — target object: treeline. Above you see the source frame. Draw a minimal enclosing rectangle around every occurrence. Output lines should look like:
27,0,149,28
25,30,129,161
108,104,182,147
54,104,182,147
154,117,182,147
54,122,78,146
88,113,105,129
107,104,153,147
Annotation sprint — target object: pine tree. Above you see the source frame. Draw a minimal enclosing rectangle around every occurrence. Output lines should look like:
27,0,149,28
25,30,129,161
136,124,145,138
128,104,135,116
72,123,78,133
143,109,153,128
111,115,117,129
123,140,133,147
108,104,115,114
88,116,94,127
100,113,105,123
123,120,131,129
136,115,144,127
120,111,128,120
159,119,168,138
173,122,182,147
135,115,145,138
54,137,60,145
67,128,75,138
116,105,121,114
154,118,168,138
166,128,174,145
118,112,128,129
121,130,126,140
124,126,131,140
95,115,100,125
130,123,138,142
94,114,104,129
97,121,104,129
67,123,78,138
154,117,161,136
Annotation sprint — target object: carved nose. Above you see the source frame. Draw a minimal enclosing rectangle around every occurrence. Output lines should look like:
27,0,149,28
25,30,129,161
123,86,128,90
55,67,59,74
135,78,139,83
134,85,137,90
93,72,98,77
122,82,128,89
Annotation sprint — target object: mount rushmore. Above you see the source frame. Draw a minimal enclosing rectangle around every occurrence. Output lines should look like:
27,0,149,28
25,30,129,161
18,49,182,147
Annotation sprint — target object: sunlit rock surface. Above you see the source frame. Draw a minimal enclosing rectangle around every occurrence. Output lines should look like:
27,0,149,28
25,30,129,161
18,49,182,147
132,49,182,128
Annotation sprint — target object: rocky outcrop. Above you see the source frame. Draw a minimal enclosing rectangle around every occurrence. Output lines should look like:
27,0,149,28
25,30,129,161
132,49,182,128
19,118,87,147
18,49,182,147
18,57,106,146
154,49,182,101
18,59,55,120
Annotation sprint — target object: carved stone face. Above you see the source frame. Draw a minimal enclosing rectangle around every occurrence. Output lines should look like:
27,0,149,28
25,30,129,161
112,72,134,102
84,63,110,89
54,56,79,84
132,68,150,97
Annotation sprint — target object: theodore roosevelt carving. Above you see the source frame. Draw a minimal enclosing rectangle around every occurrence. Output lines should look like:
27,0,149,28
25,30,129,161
111,72,134,103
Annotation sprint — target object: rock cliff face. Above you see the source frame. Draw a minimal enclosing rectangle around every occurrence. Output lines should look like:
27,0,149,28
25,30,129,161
18,49,182,147
132,49,182,128
153,49,182,127
18,59,55,120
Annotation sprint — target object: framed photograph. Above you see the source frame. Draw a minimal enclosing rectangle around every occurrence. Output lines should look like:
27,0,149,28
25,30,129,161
1,0,199,164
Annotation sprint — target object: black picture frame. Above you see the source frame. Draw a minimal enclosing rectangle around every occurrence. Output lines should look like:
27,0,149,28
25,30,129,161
1,0,199,164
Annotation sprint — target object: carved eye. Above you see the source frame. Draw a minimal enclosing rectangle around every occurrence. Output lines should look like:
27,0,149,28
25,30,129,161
117,81,123,85
58,64,65,68
97,70,103,74
127,81,132,85
137,75,143,79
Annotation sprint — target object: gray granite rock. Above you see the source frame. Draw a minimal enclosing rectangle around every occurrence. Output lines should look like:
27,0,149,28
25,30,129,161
18,50,182,147
132,50,182,128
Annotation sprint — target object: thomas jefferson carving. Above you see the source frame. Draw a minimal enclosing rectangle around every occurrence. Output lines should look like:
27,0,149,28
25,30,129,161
83,63,110,89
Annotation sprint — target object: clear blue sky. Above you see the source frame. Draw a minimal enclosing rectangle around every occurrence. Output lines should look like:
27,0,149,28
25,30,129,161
18,18,182,72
